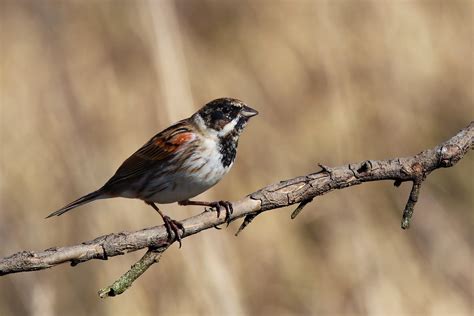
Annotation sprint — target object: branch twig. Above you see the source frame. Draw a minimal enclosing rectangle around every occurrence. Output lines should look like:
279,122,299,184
401,177,423,229
1,122,472,297
98,245,169,298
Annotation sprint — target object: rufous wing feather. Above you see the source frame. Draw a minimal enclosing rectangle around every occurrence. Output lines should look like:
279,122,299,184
102,121,197,187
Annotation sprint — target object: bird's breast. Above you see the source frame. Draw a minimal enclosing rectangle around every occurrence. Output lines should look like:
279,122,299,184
139,136,233,203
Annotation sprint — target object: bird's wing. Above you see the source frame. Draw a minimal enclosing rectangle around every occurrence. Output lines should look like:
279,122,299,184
103,120,197,187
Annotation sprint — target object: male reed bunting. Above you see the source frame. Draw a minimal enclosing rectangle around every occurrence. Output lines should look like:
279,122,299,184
47,98,258,246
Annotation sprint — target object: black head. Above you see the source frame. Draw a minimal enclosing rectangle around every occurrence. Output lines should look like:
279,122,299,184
194,98,258,136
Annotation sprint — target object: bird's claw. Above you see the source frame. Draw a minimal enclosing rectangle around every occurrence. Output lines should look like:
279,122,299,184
178,199,233,228
210,200,233,226
162,216,185,248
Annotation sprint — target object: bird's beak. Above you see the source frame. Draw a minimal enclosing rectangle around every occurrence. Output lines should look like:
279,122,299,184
241,105,259,118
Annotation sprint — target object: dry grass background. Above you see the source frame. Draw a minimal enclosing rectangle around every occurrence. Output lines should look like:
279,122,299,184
0,0,473,315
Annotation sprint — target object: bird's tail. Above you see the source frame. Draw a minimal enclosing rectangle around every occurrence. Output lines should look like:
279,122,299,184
46,190,106,218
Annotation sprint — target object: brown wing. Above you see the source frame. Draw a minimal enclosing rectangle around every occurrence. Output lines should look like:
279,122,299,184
103,120,197,188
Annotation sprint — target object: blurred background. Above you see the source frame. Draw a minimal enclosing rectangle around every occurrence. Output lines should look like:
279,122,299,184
0,0,472,315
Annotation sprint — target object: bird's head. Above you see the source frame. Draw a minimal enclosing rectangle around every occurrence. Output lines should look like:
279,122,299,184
193,98,258,137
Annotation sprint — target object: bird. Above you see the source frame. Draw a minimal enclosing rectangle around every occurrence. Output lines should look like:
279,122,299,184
46,98,258,247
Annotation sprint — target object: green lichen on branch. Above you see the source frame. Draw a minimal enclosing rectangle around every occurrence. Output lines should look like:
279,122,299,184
98,246,168,298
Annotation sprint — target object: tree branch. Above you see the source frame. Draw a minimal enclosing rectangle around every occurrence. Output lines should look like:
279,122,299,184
1,122,472,297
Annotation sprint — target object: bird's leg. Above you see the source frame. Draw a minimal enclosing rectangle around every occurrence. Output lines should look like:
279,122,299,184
178,200,233,226
145,201,185,248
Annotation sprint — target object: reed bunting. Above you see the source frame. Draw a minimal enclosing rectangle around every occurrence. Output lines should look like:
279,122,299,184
47,98,258,246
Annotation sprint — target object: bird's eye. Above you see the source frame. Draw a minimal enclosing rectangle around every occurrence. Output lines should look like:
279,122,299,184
211,111,224,121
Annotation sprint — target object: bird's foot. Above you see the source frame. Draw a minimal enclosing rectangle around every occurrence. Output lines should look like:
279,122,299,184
210,201,233,225
198,201,234,225
145,201,185,248
179,200,233,226
162,215,185,248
